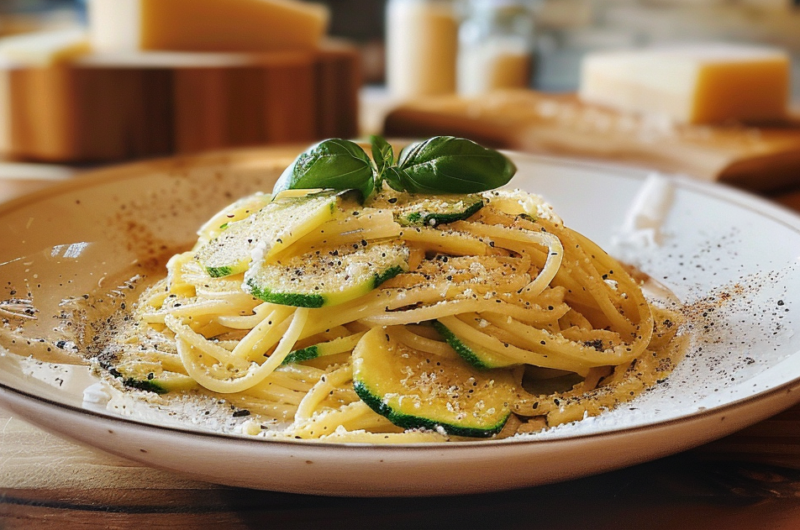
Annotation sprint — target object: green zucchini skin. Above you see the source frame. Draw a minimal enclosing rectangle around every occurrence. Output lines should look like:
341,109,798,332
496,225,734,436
121,377,169,395
108,366,197,395
399,197,484,227
197,190,345,279
245,242,409,308
353,381,508,438
373,265,406,288
370,193,485,227
207,265,233,278
282,345,320,365
245,265,405,308
282,333,366,365
244,284,326,308
432,320,517,370
352,328,515,438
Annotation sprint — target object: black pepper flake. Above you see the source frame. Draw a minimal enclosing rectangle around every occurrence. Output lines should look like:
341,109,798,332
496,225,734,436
583,339,604,351
232,409,251,418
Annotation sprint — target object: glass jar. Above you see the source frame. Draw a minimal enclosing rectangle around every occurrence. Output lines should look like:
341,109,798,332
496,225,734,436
386,0,459,98
457,0,536,96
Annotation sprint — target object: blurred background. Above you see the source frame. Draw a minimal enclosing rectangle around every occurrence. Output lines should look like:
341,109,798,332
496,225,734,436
3,0,799,91
1,0,800,195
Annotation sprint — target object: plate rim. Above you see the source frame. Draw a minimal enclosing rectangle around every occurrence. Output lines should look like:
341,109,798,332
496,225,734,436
1,148,800,452
3,354,800,453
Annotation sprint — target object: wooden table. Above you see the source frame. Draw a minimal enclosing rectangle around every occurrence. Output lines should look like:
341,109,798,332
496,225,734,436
1,160,800,529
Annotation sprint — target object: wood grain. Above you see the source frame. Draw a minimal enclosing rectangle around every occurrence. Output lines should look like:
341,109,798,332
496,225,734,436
0,412,208,491
8,66,173,162
172,52,318,153
0,41,360,163
0,69,10,156
2,415,800,530
314,42,361,140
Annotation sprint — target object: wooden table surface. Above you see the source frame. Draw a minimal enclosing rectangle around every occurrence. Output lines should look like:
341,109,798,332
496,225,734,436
1,159,800,529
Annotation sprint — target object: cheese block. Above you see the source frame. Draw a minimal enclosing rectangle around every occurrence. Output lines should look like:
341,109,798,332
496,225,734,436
579,45,790,125
0,29,89,66
88,0,329,53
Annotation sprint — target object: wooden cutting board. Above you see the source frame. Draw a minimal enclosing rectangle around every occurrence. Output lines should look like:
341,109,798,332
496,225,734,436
384,90,800,192
0,40,359,163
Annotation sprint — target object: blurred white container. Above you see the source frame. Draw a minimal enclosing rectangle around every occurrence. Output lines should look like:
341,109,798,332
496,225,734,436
386,0,458,97
457,0,535,96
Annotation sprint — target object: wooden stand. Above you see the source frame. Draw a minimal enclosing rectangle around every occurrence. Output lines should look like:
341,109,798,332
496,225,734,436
0,41,359,163
384,90,800,192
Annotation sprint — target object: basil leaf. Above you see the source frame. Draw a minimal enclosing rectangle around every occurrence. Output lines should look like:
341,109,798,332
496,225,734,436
396,136,516,194
382,167,407,193
370,135,394,181
273,139,375,201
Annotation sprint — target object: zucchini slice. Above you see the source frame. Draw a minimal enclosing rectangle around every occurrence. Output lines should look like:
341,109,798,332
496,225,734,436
353,327,516,438
372,193,484,227
282,332,365,365
245,241,409,308
482,189,563,226
433,320,517,370
110,363,198,394
195,192,271,245
195,190,347,278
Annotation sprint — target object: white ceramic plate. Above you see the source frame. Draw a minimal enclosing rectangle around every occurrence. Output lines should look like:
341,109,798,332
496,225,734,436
1,148,799,496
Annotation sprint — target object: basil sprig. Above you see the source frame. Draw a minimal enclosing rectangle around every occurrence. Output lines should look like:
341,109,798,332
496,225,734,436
273,138,375,201
370,134,395,181
387,136,516,194
273,135,516,200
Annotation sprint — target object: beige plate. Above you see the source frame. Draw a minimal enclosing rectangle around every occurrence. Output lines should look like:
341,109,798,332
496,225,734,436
0,147,799,496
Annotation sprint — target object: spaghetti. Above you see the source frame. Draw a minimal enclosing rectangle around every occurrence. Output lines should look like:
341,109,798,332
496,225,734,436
99,186,684,443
